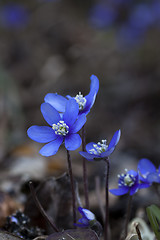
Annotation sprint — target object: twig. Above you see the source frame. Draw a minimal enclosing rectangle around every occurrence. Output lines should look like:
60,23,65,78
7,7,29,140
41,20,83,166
82,125,89,209
29,181,59,232
95,176,105,222
67,150,77,226
124,194,133,239
104,158,110,240
135,223,142,240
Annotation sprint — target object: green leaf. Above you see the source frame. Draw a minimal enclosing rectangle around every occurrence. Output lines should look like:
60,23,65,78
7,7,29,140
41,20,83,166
46,229,99,240
146,204,160,240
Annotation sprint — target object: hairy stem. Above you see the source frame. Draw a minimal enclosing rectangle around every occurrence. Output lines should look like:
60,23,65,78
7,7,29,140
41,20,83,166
67,150,77,226
95,176,105,221
124,194,133,239
29,181,59,232
82,125,89,209
104,158,110,240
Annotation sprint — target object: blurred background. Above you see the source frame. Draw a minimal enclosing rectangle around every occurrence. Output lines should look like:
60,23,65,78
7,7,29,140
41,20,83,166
1,0,160,165
0,0,160,238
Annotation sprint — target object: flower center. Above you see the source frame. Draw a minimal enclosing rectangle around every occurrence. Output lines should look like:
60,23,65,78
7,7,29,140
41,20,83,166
89,140,108,155
52,120,69,136
74,92,87,110
118,173,136,187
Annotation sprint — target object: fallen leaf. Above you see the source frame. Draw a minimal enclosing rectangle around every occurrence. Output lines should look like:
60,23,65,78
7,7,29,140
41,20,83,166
46,229,99,240
24,173,76,233
0,230,24,240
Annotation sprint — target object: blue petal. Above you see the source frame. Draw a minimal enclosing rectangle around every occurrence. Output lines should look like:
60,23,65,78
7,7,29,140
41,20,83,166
66,95,72,100
86,142,98,154
78,218,89,225
83,75,99,113
44,93,67,113
90,74,99,94
65,133,81,150
109,187,129,196
130,183,139,195
108,129,121,150
127,170,138,178
70,114,87,133
63,99,79,126
27,126,57,143
74,222,88,227
147,173,160,183
139,183,151,189
79,151,96,161
39,137,63,156
139,175,148,183
78,207,95,220
78,207,86,218
100,147,115,158
138,158,156,176
41,103,60,126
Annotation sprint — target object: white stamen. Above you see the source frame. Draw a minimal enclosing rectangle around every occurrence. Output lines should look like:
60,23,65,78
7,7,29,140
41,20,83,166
89,139,108,155
118,173,136,187
52,120,69,136
124,175,134,186
74,92,87,110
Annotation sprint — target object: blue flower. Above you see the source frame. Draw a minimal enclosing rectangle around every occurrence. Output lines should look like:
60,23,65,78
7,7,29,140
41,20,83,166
129,4,155,31
75,207,96,227
89,3,117,29
110,169,150,196
79,129,121,161
44,74,99,116
0,4,29,29
117,23,143,48
138,158,160,184
27,99,86,156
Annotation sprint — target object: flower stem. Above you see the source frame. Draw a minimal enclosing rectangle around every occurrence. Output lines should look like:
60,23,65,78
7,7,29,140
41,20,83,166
82,125,89,209
67,150,77,226
153,183,160,200
124,194,133,239
104,158,110,240
95,176,105,221
29,181,59,232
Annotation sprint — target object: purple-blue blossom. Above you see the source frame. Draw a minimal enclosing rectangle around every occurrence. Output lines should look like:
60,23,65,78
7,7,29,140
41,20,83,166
79,129,121,161
27,99,86,156
0,4,29,29
75,207,96,227
88,0,160,48
138,158,160,184
44,74,99,116
110,169,150,196
89,3,117,28
117,23,143,48
129,4,155,31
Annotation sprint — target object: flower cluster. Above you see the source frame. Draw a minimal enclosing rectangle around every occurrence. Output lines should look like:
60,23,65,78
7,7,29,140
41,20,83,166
27,100,87,156
0,3,29,29
88,0,160,47
44,74,99,116
110,169,150,196
27,75,99,156
27,70,160,240
138,158,160,184
79,129,121,161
